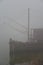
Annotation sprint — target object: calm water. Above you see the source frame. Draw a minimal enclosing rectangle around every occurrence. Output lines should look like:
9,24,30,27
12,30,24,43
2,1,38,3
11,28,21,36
0,39,9,65
15,63,29,65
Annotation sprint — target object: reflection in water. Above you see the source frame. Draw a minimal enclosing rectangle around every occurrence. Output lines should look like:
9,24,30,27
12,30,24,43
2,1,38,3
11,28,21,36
15,62,29,65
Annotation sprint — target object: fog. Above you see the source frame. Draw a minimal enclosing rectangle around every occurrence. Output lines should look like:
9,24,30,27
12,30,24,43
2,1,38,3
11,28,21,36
0,0,43,64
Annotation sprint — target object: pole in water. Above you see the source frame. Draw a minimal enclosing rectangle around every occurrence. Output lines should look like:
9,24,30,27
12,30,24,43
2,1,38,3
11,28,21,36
28,8,29,41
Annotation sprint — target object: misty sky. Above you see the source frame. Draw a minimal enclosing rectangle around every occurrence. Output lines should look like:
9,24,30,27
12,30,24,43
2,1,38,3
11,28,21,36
0,0,43,64
0,0,43,41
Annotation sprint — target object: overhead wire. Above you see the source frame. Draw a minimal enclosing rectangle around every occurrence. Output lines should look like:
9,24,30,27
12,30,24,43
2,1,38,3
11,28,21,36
3,16,28,30
0,16,27,34
3,22,27,34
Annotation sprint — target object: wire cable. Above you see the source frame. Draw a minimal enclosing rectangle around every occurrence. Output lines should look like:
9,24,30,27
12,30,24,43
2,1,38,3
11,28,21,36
3,16,28,30
3,22,27,34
